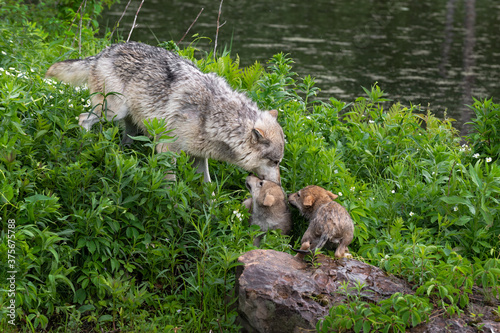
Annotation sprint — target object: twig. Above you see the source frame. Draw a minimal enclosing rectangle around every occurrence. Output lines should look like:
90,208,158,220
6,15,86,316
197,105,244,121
177,7,204,45
213,0,224,56
61,0,85,55
109,0,133,41
127,0,145,43
78,0,88,55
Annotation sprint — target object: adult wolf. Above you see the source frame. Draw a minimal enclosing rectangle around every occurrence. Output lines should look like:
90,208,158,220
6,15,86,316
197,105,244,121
46,42,284,183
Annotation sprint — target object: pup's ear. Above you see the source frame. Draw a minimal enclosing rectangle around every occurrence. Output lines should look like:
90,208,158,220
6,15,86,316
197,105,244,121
252,128,265,141
263,194,276,207
269,109,278,118
327,191,338,200
303,195,315,208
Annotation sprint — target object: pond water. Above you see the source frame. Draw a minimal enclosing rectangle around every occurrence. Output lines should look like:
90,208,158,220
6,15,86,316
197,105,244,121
100,0,500,133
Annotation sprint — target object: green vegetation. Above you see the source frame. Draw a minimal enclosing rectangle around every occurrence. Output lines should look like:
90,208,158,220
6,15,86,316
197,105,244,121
1,1,499,332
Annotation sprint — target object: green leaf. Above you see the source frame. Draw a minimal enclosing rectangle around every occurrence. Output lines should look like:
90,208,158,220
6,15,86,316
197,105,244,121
128,135,150,142
77,303,94,313
469,163,483,189
439,196,469,205
75,289,87,305
98,314,113,322
87,240,96,254
362,320,371,333
411,310,421,327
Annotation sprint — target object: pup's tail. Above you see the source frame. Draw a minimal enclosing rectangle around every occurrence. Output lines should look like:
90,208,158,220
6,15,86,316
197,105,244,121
292,248,313,255
45,57,95,86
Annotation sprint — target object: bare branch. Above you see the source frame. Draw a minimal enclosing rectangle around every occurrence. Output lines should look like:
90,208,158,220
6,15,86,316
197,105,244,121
127,0,145,43
177,7,204,45
214,0,223,56
109,0,133,41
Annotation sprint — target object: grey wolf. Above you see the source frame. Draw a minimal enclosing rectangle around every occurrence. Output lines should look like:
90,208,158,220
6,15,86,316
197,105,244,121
243,175,291,246
45,42,284,183
288,185,354,259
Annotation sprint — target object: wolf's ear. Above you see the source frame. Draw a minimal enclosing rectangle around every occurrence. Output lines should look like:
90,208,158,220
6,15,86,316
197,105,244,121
269,109,278,118
327,191,338,200
263,194,276,207
252,128,266,141
303,195,315,208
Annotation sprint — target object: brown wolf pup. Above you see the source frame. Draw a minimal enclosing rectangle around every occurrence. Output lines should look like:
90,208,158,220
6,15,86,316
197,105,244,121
288,185,354,259
45,42,284,183
243,175,292,246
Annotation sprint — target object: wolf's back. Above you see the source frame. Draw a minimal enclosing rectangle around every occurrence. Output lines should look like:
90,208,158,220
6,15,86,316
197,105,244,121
45,57,95,86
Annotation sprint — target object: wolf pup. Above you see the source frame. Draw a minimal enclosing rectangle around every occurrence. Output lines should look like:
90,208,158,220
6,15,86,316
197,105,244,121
288,185,354,259
243,175,292,246
46,42,284,183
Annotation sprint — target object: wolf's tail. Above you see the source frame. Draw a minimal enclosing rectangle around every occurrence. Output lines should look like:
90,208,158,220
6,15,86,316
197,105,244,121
45,57,95,86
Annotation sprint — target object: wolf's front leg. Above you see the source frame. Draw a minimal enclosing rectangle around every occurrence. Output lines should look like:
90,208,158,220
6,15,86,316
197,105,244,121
192,157,211,183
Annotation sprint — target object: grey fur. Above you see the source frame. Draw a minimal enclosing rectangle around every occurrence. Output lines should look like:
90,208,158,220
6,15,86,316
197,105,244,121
46,42,284,183
289,185,354,259
243,175,292,246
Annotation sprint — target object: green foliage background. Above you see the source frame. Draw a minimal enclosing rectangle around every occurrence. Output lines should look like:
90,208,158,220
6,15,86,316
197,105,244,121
0,1,499,332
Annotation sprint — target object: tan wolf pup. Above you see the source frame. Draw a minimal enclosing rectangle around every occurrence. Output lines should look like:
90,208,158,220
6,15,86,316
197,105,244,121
288,185,354,259
46,42,284,183
243,175,292,246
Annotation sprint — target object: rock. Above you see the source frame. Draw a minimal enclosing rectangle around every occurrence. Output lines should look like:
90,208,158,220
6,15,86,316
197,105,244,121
235,249,500,333
235,249,412,333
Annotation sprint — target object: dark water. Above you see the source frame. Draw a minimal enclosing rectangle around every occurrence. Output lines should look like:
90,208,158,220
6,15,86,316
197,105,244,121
100,0,500,133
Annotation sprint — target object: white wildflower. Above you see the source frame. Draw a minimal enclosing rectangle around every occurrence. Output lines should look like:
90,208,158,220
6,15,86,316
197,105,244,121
391,190,395,194
486,157,492,163
338,192,343,196
1,51,6,55
69,104,74,108
233,210,243,222
473,153,480,158
350,187,355,192
453,206,458,212
369,120,375,124
409,212,414,217
334,169,338,174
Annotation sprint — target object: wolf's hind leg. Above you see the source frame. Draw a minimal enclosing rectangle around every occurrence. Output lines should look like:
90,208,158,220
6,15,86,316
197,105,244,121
335,243,352,259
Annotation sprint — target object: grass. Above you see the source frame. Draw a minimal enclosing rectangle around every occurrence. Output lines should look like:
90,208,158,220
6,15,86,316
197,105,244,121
1,1,499,332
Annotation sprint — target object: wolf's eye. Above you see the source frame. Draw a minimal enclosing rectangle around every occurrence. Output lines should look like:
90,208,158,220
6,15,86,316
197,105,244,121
297,192,301,198
259,181,264,186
